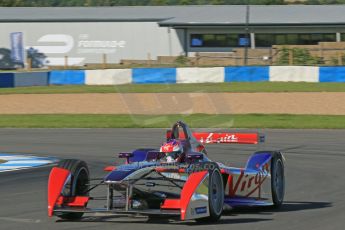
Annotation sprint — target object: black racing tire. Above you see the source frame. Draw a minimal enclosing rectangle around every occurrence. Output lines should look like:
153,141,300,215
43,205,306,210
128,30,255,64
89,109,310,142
56,159,90,220
271,152,285,208
196,164,224,223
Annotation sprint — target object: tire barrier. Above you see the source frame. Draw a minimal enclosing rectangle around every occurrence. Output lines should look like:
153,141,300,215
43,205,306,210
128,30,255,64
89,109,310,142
2,66,345,88
14,72,49,87
177,67,224,83
270,66,319,82
0,73,15,88
319,67,345,82
85,69,132,85
225,66,269,82
132,68,176,84
49,70,85,85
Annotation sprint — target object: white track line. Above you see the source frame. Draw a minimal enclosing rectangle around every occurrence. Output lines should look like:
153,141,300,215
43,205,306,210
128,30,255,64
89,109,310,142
0,154,57,172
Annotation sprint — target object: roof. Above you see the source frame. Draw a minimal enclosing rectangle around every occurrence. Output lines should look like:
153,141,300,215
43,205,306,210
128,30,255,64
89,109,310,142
1,5,345,27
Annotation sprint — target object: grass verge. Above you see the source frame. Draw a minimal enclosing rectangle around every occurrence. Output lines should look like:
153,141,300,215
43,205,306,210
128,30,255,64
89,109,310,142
0,114,345,129
1,82,345,94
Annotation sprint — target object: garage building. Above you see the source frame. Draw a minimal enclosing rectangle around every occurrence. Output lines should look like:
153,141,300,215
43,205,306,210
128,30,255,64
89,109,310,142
1,5,345,66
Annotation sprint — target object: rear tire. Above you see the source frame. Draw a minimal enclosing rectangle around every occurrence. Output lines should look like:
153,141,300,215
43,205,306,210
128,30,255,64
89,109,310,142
271,152,285,208
196,165,224,223
56,159,90,220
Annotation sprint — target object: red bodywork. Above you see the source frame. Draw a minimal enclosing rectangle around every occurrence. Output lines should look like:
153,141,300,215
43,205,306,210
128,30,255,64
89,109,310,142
48,167,89,217
159,170,208,220
56,196,90,207
48,167,71,217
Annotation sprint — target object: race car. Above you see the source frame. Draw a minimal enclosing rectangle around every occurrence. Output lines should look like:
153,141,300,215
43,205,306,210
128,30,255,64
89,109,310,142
48,121,285,222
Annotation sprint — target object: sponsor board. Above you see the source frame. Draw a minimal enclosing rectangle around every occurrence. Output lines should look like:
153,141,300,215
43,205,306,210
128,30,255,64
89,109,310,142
10,32,24,64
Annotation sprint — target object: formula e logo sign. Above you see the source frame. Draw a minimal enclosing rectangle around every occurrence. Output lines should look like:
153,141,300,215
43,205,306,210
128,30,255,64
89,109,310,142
28,34,126,66
31,34,74,54
28,34,84,66
77,34,126,54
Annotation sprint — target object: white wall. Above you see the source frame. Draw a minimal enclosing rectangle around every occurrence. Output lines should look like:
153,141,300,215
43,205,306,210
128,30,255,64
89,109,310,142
177,67,224,83
85,69,132,85
270,66,319,82
0,22,184,66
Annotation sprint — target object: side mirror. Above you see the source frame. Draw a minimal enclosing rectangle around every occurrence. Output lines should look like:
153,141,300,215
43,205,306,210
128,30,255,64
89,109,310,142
118,152,133,164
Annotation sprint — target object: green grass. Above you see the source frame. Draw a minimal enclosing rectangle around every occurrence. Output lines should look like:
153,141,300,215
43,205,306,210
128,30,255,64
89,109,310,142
1,82,345,94
0,114,345,129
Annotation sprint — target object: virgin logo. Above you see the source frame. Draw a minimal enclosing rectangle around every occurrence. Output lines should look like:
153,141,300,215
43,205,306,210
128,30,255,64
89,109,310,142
205,133,238,143
229,170,268,197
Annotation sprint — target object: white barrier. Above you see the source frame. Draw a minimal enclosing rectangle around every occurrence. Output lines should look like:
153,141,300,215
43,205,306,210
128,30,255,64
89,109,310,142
269,66,319,82
176,67,224,83
85,69,132,85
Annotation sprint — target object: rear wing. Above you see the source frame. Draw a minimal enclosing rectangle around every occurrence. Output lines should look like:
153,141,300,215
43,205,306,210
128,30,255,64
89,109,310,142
166,131,264,144
193,132,264,144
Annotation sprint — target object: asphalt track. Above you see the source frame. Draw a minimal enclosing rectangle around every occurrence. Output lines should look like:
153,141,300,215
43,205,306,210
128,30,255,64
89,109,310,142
0,128,344,230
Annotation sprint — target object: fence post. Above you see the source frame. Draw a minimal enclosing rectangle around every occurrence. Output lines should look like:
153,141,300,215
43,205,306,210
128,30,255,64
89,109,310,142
242,50,246,66
195,52,200,66
26,57,32,71
102,53,107,69
289,49,293,65
319,43,323,63
147,52,151,67
271,47,277,65
269,47,273,65
64,56,68,69
338,52,343,66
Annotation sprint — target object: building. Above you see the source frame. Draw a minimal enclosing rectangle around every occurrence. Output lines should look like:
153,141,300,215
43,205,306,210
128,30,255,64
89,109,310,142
1,5,345,66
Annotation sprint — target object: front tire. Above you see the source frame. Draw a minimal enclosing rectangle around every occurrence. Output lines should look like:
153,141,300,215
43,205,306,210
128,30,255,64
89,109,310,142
56,159,90,220
196,165,224,223
271,152,285,208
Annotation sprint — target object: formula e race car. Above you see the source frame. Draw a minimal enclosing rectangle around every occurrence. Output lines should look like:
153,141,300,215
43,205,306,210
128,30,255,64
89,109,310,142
48,121,285,222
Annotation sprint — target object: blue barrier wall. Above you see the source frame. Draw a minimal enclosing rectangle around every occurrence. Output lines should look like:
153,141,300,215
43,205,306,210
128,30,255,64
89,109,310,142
49,70,85,85
225,66,269,82
0,73,15,88
319,67,345,82
14,72,49,87
3,66,345,88
132,68,176,84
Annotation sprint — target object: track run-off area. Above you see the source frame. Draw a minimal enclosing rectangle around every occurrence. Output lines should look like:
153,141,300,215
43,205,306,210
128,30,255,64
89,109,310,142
0,128,344,230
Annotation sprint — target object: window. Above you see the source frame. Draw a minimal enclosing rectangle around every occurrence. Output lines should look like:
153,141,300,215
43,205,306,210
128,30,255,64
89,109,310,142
255,34,272,47
275,34,286,45
190,34,247,48
299,34,312,45
255,33,336,47
323,34,336,41
342,34,345,41
286,34,298,44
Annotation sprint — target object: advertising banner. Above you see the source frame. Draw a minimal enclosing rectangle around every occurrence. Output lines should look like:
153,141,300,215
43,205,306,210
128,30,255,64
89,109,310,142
10,32,24,64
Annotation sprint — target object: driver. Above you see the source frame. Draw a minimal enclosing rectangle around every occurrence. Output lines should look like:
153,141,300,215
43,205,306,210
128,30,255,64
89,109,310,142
159,140,184,163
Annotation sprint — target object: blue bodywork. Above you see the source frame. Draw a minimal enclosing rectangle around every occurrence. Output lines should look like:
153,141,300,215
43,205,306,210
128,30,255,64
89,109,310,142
104,161,159,181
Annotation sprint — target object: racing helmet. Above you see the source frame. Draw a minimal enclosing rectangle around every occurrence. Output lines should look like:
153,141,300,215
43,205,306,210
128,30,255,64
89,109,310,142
159,140,183,163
